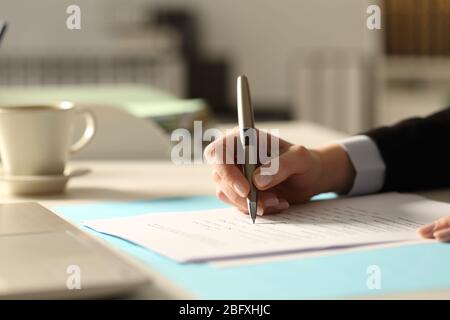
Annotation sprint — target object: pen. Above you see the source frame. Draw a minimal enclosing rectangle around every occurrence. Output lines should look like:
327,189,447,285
0,22,7,45
237,75,258,224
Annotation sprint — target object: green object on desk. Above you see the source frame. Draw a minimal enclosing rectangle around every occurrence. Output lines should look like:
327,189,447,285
0,85,208,132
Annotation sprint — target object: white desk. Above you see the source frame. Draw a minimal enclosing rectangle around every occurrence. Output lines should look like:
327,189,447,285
1,120,449,299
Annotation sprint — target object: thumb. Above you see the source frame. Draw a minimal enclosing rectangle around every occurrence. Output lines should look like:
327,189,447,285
253,145,312,190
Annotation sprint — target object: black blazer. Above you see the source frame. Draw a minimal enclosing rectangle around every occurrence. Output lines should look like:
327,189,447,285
364,107,450,192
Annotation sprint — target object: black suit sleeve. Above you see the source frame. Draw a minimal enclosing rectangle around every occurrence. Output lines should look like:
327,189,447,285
364,107,450,192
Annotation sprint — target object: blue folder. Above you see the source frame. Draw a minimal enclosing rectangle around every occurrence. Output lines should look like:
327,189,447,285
55,195,450,299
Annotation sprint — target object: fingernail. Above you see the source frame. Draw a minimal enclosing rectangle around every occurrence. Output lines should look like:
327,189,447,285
434,229,450,242
233,181,248,197
263,196,279,208
254,173,272,188
257,206,264,216
418,222,436,237
277,199,289,210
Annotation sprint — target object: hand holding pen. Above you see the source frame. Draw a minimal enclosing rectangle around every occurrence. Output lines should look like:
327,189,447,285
205,75,356,218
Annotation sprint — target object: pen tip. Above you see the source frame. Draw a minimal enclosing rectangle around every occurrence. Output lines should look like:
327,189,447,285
248,202,257,224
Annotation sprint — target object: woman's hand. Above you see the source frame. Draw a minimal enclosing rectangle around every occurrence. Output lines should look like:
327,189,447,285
204,129,356,216
418,214,450,242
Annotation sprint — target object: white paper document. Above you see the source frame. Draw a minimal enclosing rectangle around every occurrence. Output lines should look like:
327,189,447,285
84,193,448,263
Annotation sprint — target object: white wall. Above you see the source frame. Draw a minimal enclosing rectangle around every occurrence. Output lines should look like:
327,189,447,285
148,0,380,109
0,0,380,109
1,0,112,50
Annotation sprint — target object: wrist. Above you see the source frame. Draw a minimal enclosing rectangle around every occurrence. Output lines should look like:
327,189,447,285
315,143,355,194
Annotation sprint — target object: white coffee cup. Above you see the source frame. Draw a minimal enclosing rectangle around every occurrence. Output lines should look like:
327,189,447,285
0,101,96,176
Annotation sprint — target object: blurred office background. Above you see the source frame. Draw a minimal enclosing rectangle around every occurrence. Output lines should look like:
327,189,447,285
1,0,449,135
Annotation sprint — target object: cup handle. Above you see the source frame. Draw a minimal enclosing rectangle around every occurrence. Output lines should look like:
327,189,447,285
70,108,96,154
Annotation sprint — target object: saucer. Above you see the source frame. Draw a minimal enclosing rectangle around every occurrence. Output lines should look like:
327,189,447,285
0,168,91,196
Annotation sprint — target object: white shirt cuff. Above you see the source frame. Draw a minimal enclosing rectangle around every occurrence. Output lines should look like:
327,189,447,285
338,135,386,196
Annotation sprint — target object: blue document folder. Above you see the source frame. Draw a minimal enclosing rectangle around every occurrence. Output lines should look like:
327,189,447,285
55,195,450,299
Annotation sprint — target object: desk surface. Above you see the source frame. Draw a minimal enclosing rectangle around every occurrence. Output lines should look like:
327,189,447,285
2,121,450,299
1,121,347,208
3,160,450,299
